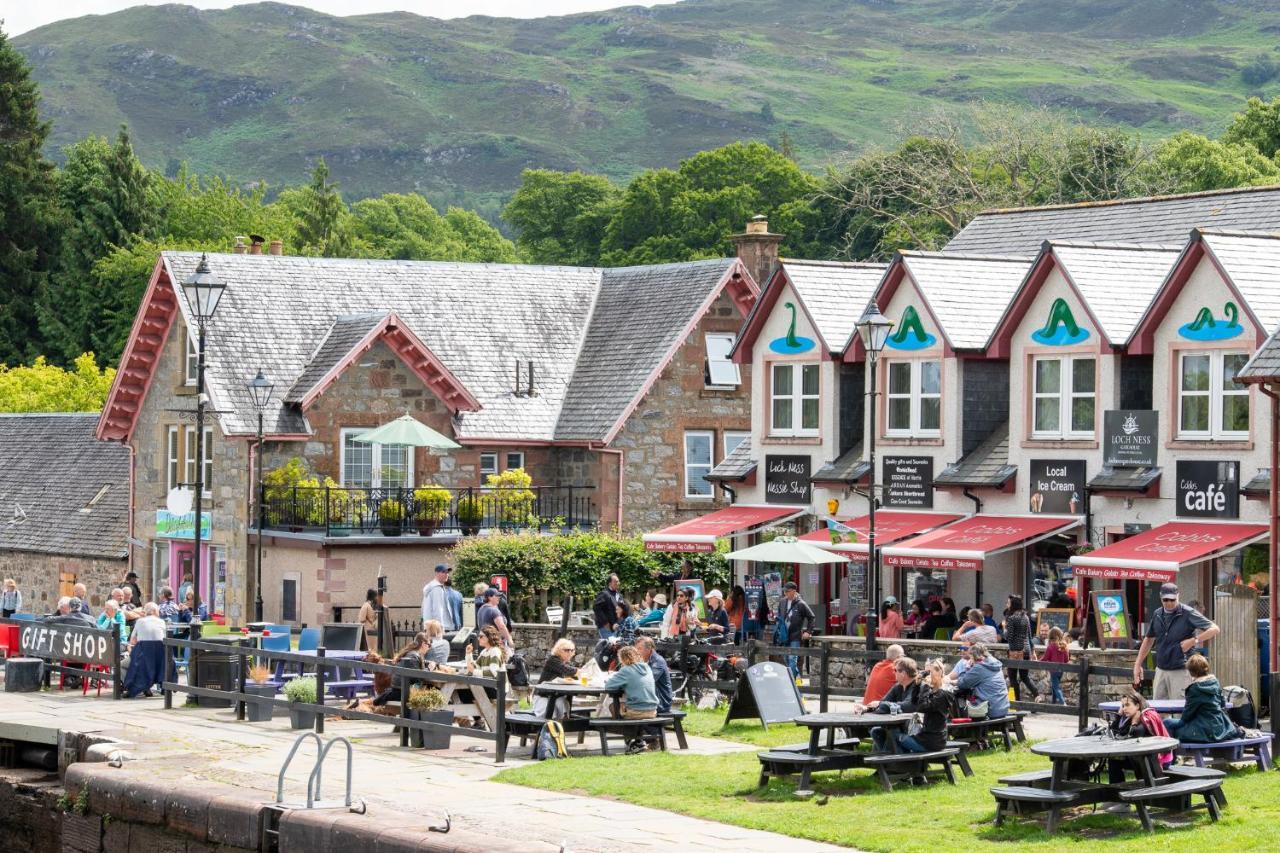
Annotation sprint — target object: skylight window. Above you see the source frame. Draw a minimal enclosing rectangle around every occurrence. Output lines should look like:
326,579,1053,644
705,333,740,387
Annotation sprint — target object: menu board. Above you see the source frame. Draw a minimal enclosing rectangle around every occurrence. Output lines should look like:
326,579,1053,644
846,560,867,619
724,661,806,729
744,579,764,621
761,572,783,622
1091,590,1132,648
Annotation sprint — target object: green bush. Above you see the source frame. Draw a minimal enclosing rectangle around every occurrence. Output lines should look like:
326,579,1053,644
283,676,317,704
450,530,729,619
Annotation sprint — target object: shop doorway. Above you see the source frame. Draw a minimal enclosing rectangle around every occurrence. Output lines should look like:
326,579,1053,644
168,541,209,606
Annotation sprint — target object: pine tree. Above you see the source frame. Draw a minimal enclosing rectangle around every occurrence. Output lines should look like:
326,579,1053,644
293,158,352,256
0,26,58,365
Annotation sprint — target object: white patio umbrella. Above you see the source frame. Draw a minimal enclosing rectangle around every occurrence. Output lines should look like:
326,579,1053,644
350,414,460,451
725,536,850,565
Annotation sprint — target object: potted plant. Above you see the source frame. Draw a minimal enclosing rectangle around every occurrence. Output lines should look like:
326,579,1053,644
378,498,405,536
412,485,452,536
456,495,484,536
284,676,318,729
244,663,277,722
484,469,538,530
406,686,453,749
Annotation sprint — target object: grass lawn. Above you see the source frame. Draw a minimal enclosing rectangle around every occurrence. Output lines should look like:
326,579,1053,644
678,706,808,748
496,739,1278,851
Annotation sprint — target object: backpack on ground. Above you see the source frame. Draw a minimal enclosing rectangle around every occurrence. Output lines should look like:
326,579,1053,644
1222,685,1257,728
507,653,530,688
534,720,568,760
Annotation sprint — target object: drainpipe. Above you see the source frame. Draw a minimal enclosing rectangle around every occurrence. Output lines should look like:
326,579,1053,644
599,447,625,531
128,443,136,582
1260,385,1279,684
963,487,984,605
720,482,738,505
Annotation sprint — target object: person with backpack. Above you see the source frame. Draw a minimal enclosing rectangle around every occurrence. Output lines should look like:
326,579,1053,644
1165,654,1239,744
775,582,815,679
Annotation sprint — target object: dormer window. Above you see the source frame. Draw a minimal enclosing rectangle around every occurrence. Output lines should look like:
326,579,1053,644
1178,351,1249,439
770,363,820,437
705,334,740,388
184,331,198,386
886,360,940,437
1032,355,1095,439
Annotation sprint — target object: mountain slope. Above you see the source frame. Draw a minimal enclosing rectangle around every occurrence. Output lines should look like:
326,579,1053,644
16,0,1280,214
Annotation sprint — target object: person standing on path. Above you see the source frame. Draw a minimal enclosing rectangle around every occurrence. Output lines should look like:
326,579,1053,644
1,578,22,617
1002,595,1038,701
1133,582,1219,700
358,587,382,652
445,576,463,631
477,587,514,651
774,582,814,679
593,573,623,639
121,571,143,609
421,564,456,630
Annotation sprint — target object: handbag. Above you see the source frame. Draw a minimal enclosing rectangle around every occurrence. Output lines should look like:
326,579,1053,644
964,697,989,719
908,714,924,737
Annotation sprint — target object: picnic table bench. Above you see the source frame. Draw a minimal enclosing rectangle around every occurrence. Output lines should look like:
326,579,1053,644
589,717,672,756
863,748,961,792
757,750,865,793
948,715,1017,750
996,768,1053,788
1176,735,1272,770
1120,778,1224,832
991,786,1080,834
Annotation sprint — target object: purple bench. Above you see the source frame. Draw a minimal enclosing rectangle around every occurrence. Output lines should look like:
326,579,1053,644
1176,735,1272,770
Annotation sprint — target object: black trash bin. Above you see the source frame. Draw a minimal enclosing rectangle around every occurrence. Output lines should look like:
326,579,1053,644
192,635,245,708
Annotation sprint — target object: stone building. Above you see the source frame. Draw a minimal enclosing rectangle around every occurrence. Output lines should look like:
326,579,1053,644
96,247,759,626
0,414,130,613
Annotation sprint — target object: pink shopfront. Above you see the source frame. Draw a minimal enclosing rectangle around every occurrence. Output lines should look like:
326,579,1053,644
152,509,227,618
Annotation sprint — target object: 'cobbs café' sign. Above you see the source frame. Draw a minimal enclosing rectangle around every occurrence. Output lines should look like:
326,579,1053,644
19,622,116,666
765,455,810,505
1103,410,1158,467
1177,460,1239,519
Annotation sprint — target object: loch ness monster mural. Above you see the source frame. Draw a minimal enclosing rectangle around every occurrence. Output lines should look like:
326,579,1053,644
885,305,937,351
1178,301,1243,342
769,302,817,354
1031,297,1091,346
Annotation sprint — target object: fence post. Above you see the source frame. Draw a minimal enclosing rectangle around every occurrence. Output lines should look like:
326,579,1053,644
819,645,830,713
325,486,332,537
399,673,410,748
495,671,508,764
567,486,575,528
746,637,758,668
557,595,572,641
315,646,326,734
163,638,174,709
236,647,248,721
1077,654,1091,731
679,632,691,699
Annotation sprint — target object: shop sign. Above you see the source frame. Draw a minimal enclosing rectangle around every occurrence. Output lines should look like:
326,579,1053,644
1073,565,1176,583
883,554,981,571
1103,410,1158,467
1091,590,1132,648
1176,461,1239,519
19,623,114,666
765,455,810,505
1029,460,1085,515
156,509,212,539
883,456,934,508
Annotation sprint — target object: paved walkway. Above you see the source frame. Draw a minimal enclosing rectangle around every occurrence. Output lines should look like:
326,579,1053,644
0,687,843,852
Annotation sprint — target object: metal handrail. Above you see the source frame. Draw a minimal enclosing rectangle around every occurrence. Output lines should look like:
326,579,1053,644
277,732,322,804
307,736,354,808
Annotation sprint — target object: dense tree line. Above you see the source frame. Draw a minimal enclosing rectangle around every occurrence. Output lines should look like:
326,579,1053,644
6,21,1280,396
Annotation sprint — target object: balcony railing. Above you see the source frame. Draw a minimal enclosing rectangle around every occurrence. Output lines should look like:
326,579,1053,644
257,485,597,537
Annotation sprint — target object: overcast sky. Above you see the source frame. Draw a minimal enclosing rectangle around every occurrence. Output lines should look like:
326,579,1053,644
5,1,681,36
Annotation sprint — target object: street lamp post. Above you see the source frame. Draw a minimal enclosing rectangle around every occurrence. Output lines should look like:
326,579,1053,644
181,255,225,624
247,370,275,623
856,302,894,652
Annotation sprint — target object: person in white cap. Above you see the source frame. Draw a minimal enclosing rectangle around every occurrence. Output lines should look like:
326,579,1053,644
705,589,730,637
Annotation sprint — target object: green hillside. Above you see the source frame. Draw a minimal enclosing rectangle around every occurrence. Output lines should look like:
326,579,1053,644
16,0,1280,216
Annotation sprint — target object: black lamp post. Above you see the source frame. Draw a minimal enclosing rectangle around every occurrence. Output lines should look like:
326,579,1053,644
248,369,274,622
181,254,225,623
856,302,893,651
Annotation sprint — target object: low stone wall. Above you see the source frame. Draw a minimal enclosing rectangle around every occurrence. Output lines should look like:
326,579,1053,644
511,622,602,672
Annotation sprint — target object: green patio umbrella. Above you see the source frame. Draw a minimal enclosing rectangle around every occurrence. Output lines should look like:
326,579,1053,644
351,415,460,450
725,536,850,565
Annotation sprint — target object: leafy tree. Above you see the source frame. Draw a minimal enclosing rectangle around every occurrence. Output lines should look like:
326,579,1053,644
350,193,517,262
502,169,619,265
282,159,354,256
1143,131,1280,194
41,127,156,363
0,27,59,365
1224,96,1280,159
0,353,115,412
1242,54,1280,88
151,167,295,248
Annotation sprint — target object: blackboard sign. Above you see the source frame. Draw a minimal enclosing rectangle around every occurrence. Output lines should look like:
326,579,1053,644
724,661,805,729
1034,607,1073,636
321,623,364,650
19,622,115,666
1103,410,1158,467
1029,459,1086,515
846,560,868,620
765,455,811,505
1176,460,1239,519
883,456,934,508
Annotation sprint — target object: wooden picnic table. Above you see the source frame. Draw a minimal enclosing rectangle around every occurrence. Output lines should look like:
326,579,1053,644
1032,735,1178,794
792,711,914,755
533,682,620,718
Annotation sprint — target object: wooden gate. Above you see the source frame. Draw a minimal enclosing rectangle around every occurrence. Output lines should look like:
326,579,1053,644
1213,583,1259,702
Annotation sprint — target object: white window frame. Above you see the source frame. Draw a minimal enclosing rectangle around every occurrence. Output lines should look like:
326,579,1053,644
724,430,750,457
769,362,821,437
180,425,213,496
1031,355,1096,440
184,330,198,386
479,452,499,481
339,427,414,488
683,430,714,499
505,451,525,471
1177,349,1250,440
704,333,740,388
884,359,941,437
166,426,180,491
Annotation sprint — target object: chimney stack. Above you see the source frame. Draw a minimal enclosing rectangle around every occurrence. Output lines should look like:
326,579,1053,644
268,239,283,256
730,214,784,289
249,234,265,255
233,236,248,255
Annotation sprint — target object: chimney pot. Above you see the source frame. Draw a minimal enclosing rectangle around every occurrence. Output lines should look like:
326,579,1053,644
731,215,784,289
746,214,769,234
248,243,263,255
233,236,248,255
268,240,283,256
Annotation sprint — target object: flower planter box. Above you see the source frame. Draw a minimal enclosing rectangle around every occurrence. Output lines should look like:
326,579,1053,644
380,523,403,537
244,683,277,722
410,709,454,749
288,707,318,730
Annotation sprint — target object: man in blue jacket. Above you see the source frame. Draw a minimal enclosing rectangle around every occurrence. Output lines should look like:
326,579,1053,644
955,643,1009,719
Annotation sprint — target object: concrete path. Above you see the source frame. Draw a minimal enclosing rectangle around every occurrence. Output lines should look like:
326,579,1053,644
0,688,844,852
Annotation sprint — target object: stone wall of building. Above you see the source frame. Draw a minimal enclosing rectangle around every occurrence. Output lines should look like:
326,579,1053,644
609,291,752,533
0,552,127,614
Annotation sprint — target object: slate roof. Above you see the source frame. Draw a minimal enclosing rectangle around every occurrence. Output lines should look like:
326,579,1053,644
284,312,388,404
1199,231,1280,333
158,253,741,443
0,414,129,559
946,186,1280,257
811,445,870,483
556,259,738,440
781,261,886,351
1242,469,1269,496
1087,466,1162,492
706,438,756,481
897,252,1030,350
933,424,1016,487
1049,243,1181,344
1240,325,1280,382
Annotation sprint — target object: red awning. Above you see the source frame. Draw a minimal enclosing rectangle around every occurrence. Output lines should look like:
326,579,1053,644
798,511,964,556
882,514,1081,571
642,505,807,553
1069,521,1268,583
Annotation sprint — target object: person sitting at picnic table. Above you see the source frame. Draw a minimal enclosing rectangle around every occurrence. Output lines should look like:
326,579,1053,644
96,599,128,643
466,625,509,679
863,644,904,704
178,590,208,622
423,619,451,664
952,608,998,644
660,587,697,639
904,599,927,631
535,638,581,719
637,593,667,627
863,655,920,715
919,601,955,639
604,645,658,729
871,659,952,755
947,644,973,687
123,603,167,698
371,631,432,708
1165,654,1239,744
704,589,731,638
157,586,181,621
1103,691,1173,800
110,588,140,622
614,600,639,644
954,643,1009,720
477,588,515,651
877,598,904,638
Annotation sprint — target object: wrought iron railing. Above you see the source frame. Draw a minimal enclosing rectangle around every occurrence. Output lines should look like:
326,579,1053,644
257,485,596,537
